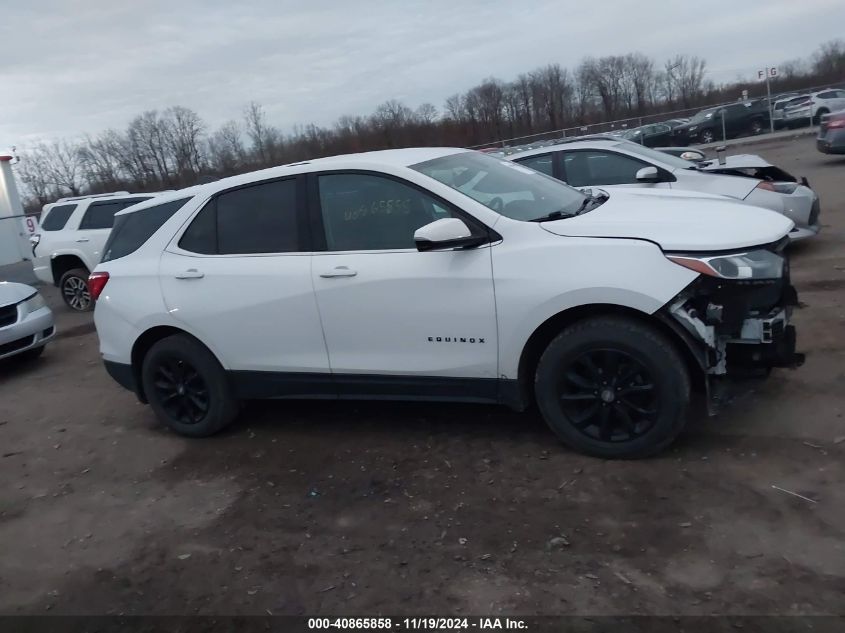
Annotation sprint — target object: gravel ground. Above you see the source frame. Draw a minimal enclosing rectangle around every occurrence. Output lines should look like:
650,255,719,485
0,136,843,617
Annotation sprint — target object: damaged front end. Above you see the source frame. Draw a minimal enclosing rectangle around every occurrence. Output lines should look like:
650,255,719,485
663,237,804,412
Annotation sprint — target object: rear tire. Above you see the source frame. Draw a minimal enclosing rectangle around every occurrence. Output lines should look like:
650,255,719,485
698,129,715,144
750,119,764,135
59,268,92,312
534,316,690,459
141,335,239,437
814,109,828,125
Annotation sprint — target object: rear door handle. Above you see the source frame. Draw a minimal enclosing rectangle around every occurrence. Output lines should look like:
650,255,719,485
76,237,90,243
175,269,204,279
320,266,357,278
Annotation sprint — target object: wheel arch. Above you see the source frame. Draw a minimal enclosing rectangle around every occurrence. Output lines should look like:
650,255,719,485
51,254,89,287
512,303,706,410
130,325,220,403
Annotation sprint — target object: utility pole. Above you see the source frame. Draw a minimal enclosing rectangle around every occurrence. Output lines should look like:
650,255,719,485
758,67,777,134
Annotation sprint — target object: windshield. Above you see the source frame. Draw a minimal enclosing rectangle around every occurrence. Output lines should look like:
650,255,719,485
411,151,587,222
615,142,693,170
689,108,716,123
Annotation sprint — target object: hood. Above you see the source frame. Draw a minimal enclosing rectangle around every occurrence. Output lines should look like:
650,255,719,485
0,282,37,308
540,189,793,251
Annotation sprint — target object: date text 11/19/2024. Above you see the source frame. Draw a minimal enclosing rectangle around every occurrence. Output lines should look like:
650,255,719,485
307,617,528,630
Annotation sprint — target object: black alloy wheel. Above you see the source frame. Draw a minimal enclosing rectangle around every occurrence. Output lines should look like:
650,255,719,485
151,356,210,425
558,348,659,443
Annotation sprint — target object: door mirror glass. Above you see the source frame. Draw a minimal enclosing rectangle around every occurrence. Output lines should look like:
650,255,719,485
635,166,660,182
414,218,479,252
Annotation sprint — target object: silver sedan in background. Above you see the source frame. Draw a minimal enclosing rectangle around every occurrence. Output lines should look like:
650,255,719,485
0,282,55,361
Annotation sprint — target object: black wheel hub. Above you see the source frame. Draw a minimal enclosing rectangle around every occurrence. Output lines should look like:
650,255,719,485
153,357,210,425
558,349,659,443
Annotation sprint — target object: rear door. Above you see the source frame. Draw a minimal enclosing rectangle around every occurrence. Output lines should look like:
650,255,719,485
76,198,151,268
159,176,330,377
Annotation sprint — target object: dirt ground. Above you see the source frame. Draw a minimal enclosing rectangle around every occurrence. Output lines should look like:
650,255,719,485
1,136,843,617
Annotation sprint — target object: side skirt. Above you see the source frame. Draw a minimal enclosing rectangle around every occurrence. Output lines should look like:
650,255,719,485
229,371,522,407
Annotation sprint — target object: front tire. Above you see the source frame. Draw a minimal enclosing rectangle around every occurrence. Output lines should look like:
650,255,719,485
59,268,92,312
141,335,239,437
534,317,690,459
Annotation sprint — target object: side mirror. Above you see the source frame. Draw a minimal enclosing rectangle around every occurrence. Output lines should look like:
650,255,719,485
635,166,660,182
414,218,483,252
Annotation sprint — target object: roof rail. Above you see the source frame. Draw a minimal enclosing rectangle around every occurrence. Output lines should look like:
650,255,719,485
56,191,130,203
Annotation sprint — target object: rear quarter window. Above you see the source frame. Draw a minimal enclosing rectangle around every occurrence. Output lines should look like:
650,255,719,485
101,198,192,262
40,204,77,231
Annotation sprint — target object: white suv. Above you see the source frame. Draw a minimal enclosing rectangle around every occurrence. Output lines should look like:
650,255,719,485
782,89,845,126
90,149,802,458
31,192,157,310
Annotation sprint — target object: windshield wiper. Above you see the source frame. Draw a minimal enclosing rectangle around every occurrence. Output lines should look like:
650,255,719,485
528,209,570,223
573,191,609,216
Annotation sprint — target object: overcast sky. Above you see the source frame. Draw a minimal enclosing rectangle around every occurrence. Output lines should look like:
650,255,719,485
2,0,843,148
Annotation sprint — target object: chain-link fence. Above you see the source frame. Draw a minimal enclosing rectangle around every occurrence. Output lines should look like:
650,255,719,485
469,79,844,149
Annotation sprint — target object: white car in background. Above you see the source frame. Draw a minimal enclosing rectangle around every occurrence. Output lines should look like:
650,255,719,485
90,148,802,458
501,138,821,241
782,89,845,126
0,283,55,361
31,191,159,311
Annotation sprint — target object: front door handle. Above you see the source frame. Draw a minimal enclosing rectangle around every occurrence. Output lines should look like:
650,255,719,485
320,266,357,278
175,268,205,279
76,237,90,243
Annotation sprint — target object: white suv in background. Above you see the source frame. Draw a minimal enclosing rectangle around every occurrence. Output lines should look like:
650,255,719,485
31,192,158,310
90,148,802,458
782,89,845,126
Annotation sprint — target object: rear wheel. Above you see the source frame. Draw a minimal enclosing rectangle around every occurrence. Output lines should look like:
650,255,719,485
59,268,92,312
814,108,829,125
534,317,690,459
750,119,764,135
141,335,239,437
698,129,716,144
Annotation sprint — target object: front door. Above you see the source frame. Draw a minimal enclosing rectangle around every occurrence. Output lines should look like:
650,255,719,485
308,171,498,396
159,176,330,377
558,150,672,191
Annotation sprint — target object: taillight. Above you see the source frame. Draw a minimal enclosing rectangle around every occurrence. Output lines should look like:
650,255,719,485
827,118,845,129
87,271,110,301
756,181,776,192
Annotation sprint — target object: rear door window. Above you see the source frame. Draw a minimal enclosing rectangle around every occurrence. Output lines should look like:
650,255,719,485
178,178,304,255
40,204,77,231
79,198,152,230
102,198,192,262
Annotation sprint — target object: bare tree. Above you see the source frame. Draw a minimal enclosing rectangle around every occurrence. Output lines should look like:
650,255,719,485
415,103,438,125
666,54,707,108
165,106,205,181
207,121,246,175
811,39,845,79
244,102,280,166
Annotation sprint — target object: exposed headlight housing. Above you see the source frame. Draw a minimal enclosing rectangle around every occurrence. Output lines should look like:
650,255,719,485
756,181,798,194
667,249,784,280
21,292,47,315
